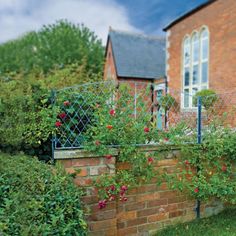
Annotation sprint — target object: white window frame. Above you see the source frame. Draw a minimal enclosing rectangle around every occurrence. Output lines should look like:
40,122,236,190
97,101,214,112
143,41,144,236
181,26,209,109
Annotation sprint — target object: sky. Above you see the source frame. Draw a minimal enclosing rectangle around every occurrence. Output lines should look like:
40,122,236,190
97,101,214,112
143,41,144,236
0,0,207,45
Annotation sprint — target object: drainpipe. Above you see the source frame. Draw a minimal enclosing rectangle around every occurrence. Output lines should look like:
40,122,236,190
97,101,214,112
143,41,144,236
164,75,168,94
151,80,154,122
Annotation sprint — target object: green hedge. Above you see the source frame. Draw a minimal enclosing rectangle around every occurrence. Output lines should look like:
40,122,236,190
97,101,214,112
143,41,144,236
0,152,87,236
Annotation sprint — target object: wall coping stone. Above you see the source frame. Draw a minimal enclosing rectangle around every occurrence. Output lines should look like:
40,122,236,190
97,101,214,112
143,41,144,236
54,144,182,160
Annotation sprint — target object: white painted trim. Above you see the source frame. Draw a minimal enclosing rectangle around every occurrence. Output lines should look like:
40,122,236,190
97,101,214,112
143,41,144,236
154,83,165,91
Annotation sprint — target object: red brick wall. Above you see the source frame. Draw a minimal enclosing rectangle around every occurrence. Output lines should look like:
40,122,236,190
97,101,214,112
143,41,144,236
55,147,223,236
167,0,236,94
104,40,118,81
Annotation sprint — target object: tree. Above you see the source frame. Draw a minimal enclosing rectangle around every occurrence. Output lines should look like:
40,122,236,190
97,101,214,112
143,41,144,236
0,20,104,77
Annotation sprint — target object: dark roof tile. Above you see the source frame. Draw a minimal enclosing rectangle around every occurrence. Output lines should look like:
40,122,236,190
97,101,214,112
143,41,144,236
109,30,166,80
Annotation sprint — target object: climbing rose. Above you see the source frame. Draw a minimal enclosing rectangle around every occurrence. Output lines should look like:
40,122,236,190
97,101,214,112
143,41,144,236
109,196,115,201
194,187,199,193
58,112,66,119
120,197,128,202
105,154,113,160
184,160,190,165
148,157,154,164
63,100,70,106
98,200,107,209
106,125,113,130
222,164,227,172
110,185,116,191
121,185,128,191
109,109,115,116
55,121,62,127
144,127,149,133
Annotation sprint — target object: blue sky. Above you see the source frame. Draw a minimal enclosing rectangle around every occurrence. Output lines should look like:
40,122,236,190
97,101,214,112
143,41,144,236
0,0,207,44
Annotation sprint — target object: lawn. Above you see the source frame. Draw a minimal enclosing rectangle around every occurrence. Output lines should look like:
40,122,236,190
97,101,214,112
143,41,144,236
157,208,236,236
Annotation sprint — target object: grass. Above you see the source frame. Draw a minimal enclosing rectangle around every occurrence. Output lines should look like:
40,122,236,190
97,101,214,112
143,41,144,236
157,208,236,236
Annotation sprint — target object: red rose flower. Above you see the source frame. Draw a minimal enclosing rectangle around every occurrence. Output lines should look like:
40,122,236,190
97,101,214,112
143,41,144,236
148,157,154,164
58,112,66,119
222,164,227,172
109,109,115,116
121,185,128,191
109,196,115,201
185,160,190,165
144,127,149,133
98,200,107,209
122,197,128,202
55,121,62,127
194,187,199,193
164,138,169,142
95,140,100,146
105,154,113,160
63,100,70,106
110,185,116,191
106,125,113,130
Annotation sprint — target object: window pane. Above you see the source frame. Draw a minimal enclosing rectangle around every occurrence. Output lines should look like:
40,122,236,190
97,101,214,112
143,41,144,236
184,38,190,65
184,68,190,86
192,88,198,107
193,43,199,62
192,65,199,85
192,33,199,63
202,39,208,60
184,50,190,65
184,89,189,108
201,29,208,38
202,62,208,83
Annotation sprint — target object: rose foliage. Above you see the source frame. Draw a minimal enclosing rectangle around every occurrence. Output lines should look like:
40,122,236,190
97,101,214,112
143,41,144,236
81,85,236,208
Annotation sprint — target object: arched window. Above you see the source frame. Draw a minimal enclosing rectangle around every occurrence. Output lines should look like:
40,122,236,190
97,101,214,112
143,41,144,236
182,27,209,108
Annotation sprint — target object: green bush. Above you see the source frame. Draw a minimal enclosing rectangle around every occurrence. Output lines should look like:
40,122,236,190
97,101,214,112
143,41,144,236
193,89,218,110
0,152,87,236
0,76,56,161
0,20,103,160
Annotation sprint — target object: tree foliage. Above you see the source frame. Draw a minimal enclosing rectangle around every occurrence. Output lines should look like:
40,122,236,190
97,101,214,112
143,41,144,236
0,20,104,160
0,20,104,77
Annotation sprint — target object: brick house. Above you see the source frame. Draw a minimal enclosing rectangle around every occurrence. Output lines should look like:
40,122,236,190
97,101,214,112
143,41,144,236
164,0,236,109
104,29,167,128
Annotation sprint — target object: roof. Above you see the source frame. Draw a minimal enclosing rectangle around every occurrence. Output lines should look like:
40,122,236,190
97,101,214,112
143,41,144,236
107,29,166,80
163,0,217,31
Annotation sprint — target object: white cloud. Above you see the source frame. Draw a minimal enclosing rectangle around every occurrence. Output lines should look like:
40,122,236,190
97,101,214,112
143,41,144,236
0,0,141,44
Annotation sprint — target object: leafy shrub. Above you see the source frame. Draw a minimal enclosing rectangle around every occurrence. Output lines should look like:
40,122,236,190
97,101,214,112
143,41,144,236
193,89,218,110
165,124,236,204
0,152,87,236
0,76,56,161
83,84,162,206
0,20,103,159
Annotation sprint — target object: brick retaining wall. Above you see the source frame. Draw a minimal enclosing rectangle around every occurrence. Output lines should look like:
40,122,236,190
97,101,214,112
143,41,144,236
54,146,223,236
